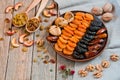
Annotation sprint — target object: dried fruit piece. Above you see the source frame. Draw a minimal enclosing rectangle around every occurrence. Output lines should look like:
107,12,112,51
14,2,23,10
49,9,57,16
59,37,67,44
95,33,107,38
23,40,34,47
46,2,56,9
54,43,62,52
96,27,107,35
57,40,66,49
49,25,61,36
78,69,88,77
19,34,28,44
5,6,13,13
6,30,16,36
11,38,19,48
86,64,95,72
85,13,94,21
46,36,58,42
101,60,110,68
93,71,102,78
110,54,119,61
63,48,73,55
55,17,68,27
64,11,74,22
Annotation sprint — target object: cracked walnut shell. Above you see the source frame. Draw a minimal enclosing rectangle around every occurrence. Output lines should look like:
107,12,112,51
101,60,110,68
86,64,95,72
93,71,102,78
78,69,88,77
110,54,119,61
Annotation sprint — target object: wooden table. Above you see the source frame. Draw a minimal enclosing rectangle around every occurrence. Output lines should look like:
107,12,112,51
0,0,75,80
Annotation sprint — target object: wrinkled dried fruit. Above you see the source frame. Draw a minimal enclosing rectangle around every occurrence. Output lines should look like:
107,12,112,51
5,6,13,13
91,6,103,16
14,2,23,10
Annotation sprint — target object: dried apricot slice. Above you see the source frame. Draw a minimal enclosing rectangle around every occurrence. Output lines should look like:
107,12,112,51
82,22,89,28
68,41,77,48
61,35,69,40
74,35,82,39
57,39,66,49
74,30,84,37
66,45,74,51
54,43,62,52
75,16,83,21
63,48,73,55
65,25,76,31
69,36,79,43
78,24,87,30
75,12,85,17
85,13,94,21
69,23,78,28
62,30,72,37
72,19,81,25
78,27,86,33
59,37,68,44
64,27,74,35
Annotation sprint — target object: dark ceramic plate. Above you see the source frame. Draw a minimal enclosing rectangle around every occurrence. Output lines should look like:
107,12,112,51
51,11,108,62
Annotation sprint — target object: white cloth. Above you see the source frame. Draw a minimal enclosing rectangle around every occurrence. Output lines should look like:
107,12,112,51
54,0,120,80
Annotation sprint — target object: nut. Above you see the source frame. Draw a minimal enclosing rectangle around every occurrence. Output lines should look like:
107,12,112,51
78,69,88,77
86,64,95,72
95,64,103,72
101,13,113,22
23,40,34,47
36,39,44,47
64,11,74,22
49,9,57,16
91,6,103,16
14,2,23,10
5,6,14,13
93,71,102,78
103,3,113,13
101,60,110,68
6,30,16,36
43,9,51,17
11,38,19,48
110,54,119,61
19,34,28,44
49,25,61,36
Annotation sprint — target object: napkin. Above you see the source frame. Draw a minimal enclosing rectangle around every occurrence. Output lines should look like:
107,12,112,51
55,0,120,80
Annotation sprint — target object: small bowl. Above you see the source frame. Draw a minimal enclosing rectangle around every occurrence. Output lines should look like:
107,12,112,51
48,11,108,62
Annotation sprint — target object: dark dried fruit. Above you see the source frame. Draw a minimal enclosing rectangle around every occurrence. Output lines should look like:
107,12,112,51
88,44,102,51
46,36,59,42
73,51,85,59
95,33,107,39
78,42,88,49
96,28,107,35
89,39,104,45
85,51,97,58
75,46,88,54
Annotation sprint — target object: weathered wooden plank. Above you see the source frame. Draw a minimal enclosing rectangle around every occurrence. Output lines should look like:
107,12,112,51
0,0,14,80
5,0,35,80
31,0,57,80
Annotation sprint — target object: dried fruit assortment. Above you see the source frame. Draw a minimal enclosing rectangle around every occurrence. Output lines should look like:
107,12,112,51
47,11,108,61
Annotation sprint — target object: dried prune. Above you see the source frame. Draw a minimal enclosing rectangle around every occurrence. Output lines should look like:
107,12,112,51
78,42,88,49
89,39,104,45
83,36,91,42
75,46,88,54
85,34,95,40
73,51,85,59
85,51,97,58
88,44,102,51
96,27,107,35
80,39,89,45
86,30,96,35
91,16,103,27
89,26,101,32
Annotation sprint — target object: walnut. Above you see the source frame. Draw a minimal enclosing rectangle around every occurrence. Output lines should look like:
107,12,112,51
101,60,110,68
95,64,103,72
103,3,114,13
110,54,119,62
93,71,102,78
101,13,113,22
86,64,95,72
91,6,103,16
78,69,88,77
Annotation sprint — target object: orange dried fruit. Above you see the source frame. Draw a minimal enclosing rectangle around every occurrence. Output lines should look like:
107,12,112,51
62,30,72,37
63,48,73,55
65,25,76,31
75,16,83,21
75,12,85,17
78,24,87,30
59,37,68,44
82,22,89,28
72,19,81,25
57,40,66,49
74,35,82,39
69,23,78,28
68,41,77,48
66,45,74,51
54,43,62,52
61,35,69,40
85,13,94,21
74,30,84,37
69,36,79,43
64,26,74,35
78,27,86,33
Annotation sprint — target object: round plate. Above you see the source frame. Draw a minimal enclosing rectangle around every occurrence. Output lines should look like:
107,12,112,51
51,11,108,62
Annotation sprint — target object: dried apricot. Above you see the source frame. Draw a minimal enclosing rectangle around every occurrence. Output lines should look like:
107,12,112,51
69,23,78,28
78,27,86,33
85,13,94,21
75,12,85,17
62,30,72,37
57,40,66,49
68,41,77,48
54,43,62,52
59,37,68,44
63,48,73,55
82,22,89,28
65,25,76,31
64,27,74,35
74,35,82,39
75,16,83,21
78,24,87,30
61,35,69,40
69,36,79,43
74,30,84,37
72,19,81,25
66,45,74,51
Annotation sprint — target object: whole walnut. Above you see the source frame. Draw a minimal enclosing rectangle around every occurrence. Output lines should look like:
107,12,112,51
103,3,114,13
101,13,113,22
91,6,103,16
